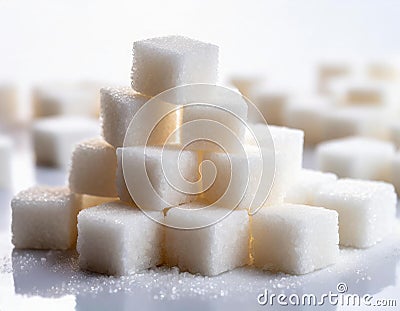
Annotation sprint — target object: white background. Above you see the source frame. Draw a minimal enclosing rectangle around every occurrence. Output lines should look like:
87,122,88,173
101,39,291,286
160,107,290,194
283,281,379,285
1,0,400,91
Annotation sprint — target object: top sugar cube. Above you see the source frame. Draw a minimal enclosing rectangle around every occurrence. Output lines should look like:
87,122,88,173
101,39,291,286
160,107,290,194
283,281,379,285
131,36,219,97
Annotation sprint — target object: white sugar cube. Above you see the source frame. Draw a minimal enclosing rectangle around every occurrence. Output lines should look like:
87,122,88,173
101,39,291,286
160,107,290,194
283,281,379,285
229,75,264,97
165,204,249,276
252,204,339,275
131,36,218,97
33,116,99,168
77,201,163,275
69,138,118,197
317,62,351,94
322,107,390,141
100,87,149,147
245,125,303,205
179,85,248,152
283,97,332,145
316,136,395,181
33,82,101,118
269,125,304,203
0,85,18,124
116,146,200,210
0,135,12,189
11,186,80,250
332,79,397,107
285,169,338,205
314,179,396,248
202,147,274,210
248,86,288,125
367,61,399,81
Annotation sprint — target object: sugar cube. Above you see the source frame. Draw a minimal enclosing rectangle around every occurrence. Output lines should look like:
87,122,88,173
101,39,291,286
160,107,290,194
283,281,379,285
317,62,351,94
116,146,200,210
283,96,332,145
69,138,118,197
322,107,390,141
331,79,397,107
0,135,12,189
314,179,396,248
269,125,304,203
367,61,399,81
316,136,395,181
131,36,218,97
32,116,99,168
77,201,163,275
32,82,101,118
0,85,18,125
248,86,288,125
164,204,249,276
201,146,274,210
100,87,149,148
229,74,265,98
285,169,338,205
11,186,80,250
252,204,339,275
179,85,248,152
245,124,304,205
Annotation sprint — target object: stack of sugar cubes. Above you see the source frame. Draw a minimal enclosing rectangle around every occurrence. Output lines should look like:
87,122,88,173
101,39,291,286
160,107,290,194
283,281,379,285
11,36,398,277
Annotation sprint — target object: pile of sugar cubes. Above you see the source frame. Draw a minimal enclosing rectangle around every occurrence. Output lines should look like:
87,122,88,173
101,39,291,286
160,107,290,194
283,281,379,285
11,36,398,277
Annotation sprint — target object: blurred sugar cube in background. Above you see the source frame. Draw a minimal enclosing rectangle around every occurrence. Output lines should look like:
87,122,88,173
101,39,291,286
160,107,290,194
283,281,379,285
32,82,102,118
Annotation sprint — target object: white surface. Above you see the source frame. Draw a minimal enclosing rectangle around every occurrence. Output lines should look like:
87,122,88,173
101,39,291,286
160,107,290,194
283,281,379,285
0,135,399,310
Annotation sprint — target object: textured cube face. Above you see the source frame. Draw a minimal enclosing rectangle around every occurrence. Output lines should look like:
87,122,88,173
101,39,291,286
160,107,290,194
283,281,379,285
0,135,12,189
100,88,149,148
314,179,397,248
316,136,395,181
164,205,249,276
269,126,304,204
32,116,100,168
131,36,219,97
11,186,80,250
69,138,118,197
244,125,304,206
77,202,163,276
202,148,274,210
285,169,338,205
252,204,339,275
116,146,200,210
